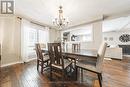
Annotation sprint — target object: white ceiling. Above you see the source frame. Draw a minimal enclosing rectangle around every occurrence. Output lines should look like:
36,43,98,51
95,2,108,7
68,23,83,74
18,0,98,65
15,0,130,27
103,16,130,32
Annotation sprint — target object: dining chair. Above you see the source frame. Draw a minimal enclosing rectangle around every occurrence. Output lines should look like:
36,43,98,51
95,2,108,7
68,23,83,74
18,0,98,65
72,43,80,50
39,43,48,55
67,43,81,61
48,43,73,82
64,43,81,75
76,42,107,87
35,43,50,73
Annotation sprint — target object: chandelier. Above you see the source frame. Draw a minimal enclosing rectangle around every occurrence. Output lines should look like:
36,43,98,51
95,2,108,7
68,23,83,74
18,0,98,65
53,6,69,29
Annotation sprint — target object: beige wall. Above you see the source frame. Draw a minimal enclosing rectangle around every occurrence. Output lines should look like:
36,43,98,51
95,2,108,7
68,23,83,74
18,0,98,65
80,21,102,50
49,29,60,43
0,16,21,66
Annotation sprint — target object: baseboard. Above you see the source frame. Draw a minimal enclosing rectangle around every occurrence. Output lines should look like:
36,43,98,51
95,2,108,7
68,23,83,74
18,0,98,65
25,58,36,62
1,58,36,67
104,58,112,60
1,61,24,67
124,55,130,57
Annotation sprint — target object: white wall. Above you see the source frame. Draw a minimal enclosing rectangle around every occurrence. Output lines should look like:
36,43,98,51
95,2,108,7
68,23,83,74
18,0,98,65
103,30,130,46
61,21,103,50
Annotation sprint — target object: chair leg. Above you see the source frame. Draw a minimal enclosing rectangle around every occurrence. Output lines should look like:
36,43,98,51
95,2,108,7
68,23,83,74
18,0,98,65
47,60,49,66
70,65,72,73
41,62,43,73
37,60,39,71
99,73,102,81
81,68,83,82
75,66,78,81
100,73,102,80
50,67,52,81
62,70,65,87
98,73,102,87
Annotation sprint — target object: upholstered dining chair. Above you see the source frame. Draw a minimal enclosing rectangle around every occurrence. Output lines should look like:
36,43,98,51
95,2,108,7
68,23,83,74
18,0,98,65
48,43,73,82
76,42,107,87
35,43,50,73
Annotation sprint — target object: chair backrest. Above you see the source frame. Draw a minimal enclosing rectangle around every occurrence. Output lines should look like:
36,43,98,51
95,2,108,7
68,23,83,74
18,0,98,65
72,43,80,50
48,43,64,67
39,43,46,49
96,42,107,72
35,43,43,61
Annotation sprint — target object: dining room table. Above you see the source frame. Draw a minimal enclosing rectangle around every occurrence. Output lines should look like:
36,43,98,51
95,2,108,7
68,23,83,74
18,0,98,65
42,48,98,60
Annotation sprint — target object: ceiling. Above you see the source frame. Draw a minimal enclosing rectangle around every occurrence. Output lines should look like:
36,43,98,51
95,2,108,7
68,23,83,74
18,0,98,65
103,16,130,32
15,0,130,28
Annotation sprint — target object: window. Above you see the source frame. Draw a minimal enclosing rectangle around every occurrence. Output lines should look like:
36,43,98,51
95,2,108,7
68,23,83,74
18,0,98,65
23,26,49,60
21,19,49,62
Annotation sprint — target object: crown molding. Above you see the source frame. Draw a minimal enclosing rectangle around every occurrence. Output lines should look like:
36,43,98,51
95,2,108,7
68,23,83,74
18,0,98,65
15,14,55,29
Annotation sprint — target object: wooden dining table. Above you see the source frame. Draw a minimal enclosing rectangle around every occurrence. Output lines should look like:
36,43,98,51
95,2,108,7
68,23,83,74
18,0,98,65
63,49,97,57
42,48,98,59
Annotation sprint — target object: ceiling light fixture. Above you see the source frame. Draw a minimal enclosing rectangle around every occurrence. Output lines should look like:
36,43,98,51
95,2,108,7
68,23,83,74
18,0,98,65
53,6,69,29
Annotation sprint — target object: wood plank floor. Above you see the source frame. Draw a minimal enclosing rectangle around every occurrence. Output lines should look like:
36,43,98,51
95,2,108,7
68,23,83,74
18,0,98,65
1,56,130,87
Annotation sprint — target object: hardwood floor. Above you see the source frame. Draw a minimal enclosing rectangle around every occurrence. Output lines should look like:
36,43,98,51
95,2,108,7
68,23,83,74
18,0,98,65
1,56,130,87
